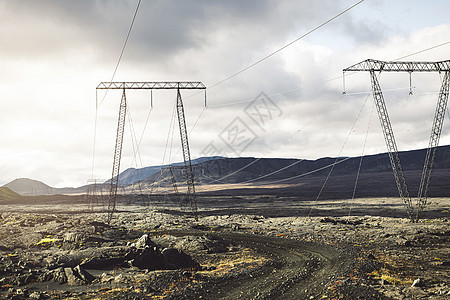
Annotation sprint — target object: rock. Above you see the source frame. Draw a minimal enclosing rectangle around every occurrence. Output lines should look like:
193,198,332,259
191,224,210,231
114,274,124,283
79,257,124,269
134,234,158,249
411,278,422,287
29,291,42,299
64,267,84,286
403,286,429,298
47,246,128,269
44,267,67,283
154,234,230,254
0,245,11,251
100,272,114,283
74,265,95,283
63,232,85,243
128,247,167,270
230,223,241,231
162,248,200,270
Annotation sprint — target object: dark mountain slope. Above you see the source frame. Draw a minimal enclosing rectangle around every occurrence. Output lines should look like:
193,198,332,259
115,156,224,186
142,145,450,199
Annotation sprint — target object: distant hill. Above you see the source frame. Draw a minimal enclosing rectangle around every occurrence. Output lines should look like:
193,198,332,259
115,156,224,186
0,187,20,201
3,178,53,196
2,178,87,196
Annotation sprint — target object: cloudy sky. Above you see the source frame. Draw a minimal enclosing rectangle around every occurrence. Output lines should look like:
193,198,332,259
1,0,449,188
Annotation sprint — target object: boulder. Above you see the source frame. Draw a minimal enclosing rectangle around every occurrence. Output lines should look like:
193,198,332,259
64,267,84,286
161,248,200,270
44,267,67,283
63,232,85,243
74,265,95,283
153,234,230,254
128,247,167,270
133,234,158,249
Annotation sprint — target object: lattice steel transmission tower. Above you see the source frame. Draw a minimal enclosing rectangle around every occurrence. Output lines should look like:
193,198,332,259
96,82,206,223
344,59,450,222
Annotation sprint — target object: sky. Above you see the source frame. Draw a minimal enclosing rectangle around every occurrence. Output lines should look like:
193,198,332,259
0,0,449,188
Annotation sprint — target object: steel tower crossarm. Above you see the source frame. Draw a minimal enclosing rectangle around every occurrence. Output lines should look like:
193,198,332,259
344,59,450,72
97,82,206,90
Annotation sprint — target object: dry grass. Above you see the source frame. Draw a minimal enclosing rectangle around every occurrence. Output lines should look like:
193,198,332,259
197,248,268,278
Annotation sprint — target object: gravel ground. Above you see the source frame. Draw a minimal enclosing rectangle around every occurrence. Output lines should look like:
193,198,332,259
0,196,448,299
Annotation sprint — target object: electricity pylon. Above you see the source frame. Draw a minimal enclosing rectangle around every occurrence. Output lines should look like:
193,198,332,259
96,82,206,223
344,59,450,221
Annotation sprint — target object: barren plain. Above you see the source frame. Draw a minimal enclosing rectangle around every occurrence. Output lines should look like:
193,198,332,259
0,194,448,299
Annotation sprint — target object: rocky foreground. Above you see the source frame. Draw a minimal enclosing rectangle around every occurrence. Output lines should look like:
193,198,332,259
0,199,448,299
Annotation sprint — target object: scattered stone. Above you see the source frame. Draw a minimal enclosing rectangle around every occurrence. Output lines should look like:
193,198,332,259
402,286,430,298
230,223,241,231
114,274,124,283
162,248,200,270
191,224,210,231
154,234,230,254
64,267,84,286
29,291,42,299
320,217,362,226
79,256,124,269
74,265,95,283
44,267,67,283
128,247,167,270
133,234,158,249
63,232,85,243
411,278,422,287
100,272,114,283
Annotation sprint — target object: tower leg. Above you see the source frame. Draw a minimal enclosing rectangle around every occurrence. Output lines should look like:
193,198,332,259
107,89,127,224
416,71,450,220
370,71,414,221
176,88,198,220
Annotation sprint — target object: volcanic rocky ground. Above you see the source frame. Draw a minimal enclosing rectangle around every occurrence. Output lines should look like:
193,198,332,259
0,194,448,299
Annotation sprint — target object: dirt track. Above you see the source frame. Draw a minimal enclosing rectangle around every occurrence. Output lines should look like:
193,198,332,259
182,232,346,299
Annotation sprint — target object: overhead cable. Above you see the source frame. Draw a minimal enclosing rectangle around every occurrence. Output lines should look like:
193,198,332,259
207,0,365,90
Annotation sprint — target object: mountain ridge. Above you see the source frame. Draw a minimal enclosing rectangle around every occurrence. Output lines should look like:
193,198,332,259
3,146,450,197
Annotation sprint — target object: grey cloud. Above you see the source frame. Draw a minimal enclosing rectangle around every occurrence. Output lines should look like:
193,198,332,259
1,0,342,62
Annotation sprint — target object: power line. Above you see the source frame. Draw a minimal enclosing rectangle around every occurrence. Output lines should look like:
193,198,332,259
394,41,450,61
206,0,365,90
91,0,142,179
351,99,374,202
189,41,450,189
98,0,142,107
306,94,370,217
206,39,450,108
203,158,262,184
199,156,353,185
240,159,305,184
111,0,142,81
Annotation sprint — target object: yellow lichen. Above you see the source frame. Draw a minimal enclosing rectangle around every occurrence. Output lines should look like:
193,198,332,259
36,238,59,245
